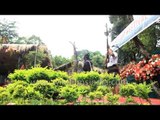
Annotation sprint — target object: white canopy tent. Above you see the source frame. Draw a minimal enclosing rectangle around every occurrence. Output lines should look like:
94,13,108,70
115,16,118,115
110,15,160,51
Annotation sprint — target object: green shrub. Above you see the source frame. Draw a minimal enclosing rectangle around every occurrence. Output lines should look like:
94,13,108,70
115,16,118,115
106,93,120,105
8,69,27,81
51,78,69,88
12,84,27,99
0,91,10,104
25,86,43,100
8,67,69,83
33,80,56,99
6,81,28,95
76,85,90,96
9,98,29,105
119,82,153,104
27,99,55,105
72,72,87,83
27,67,50,83
59,85,80,102
96,86,111,95
88,91,103,100
51,78,70,99
0,87,6,93
135,82,152,101
49,71,69,80
100,73,120,87
90,81,100,92
72,71,100,85
86,71,100,83
119,83,136,97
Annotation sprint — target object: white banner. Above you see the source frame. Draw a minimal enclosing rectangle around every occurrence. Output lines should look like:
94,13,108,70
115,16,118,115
110,15,160,51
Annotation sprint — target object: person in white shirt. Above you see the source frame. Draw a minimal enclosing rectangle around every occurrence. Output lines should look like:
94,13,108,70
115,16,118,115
105,47,119,75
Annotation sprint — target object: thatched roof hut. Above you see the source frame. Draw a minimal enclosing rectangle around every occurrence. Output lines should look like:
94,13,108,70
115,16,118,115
0,44,52,76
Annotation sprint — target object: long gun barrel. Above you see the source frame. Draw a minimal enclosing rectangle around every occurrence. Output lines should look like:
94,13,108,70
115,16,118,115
104,24,110,67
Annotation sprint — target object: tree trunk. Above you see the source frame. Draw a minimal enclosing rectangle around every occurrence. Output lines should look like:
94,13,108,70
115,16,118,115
2,36,8,44
74,47,78,72
69,41,78,72
133,36,150,58
127,15,150,58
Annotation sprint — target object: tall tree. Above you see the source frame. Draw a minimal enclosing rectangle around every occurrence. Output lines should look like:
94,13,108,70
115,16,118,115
91,51,105,68
13,37,27,44
126,15,150,58
23,50,47,68
138,23,160,54
27,35,44,44
109,15,136,65
52,55,71,68
15,35,44,45
108,15,158,65
0,19,18,44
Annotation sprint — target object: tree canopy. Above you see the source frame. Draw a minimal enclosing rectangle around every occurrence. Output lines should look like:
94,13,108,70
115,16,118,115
109,15,160,65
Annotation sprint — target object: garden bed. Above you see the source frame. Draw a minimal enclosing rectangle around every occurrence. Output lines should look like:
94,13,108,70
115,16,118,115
76,96,160,105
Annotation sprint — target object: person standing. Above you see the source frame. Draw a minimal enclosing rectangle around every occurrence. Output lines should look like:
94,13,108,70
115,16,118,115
105,47,119,75
82,53,93,72
105,47,120,94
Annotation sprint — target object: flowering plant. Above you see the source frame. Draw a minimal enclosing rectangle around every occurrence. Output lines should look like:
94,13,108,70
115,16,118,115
120,54,160,81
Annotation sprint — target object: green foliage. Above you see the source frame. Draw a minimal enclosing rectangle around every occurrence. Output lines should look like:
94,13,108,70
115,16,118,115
51,78,69,88
87,71,100,82
76,85,91,96
120,41,138,64
12,84,27,99
72,72,87,83
52,55,71,68
90,81,100,92
135,82,152,100
27,35,43,44
51,78,69,99
0,19,18,43
109,15,131,40
96,86,111,95
25,85,43,100
119,82,153,104
33,80,56,99
27,67,50,82
72,71,100,85
6,81,29,99
49,71,69,80
0,91,10,104
109,15,160,65
24,51,47,69
119,83,136,97
8,67,69,83
88,91,103,100
126,96,135,104
106,93,120,105
13,35,44,44
91,51,105,68
60,85,80,102
26,99,56,105
8,69,27,81
76,50,105,68
6,80,28,94
138,25,158,53
100,73,120,87
0,87,6,93
13,36,27,44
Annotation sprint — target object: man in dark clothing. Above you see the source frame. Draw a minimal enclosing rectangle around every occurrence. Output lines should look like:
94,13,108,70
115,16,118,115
82,53,93,72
